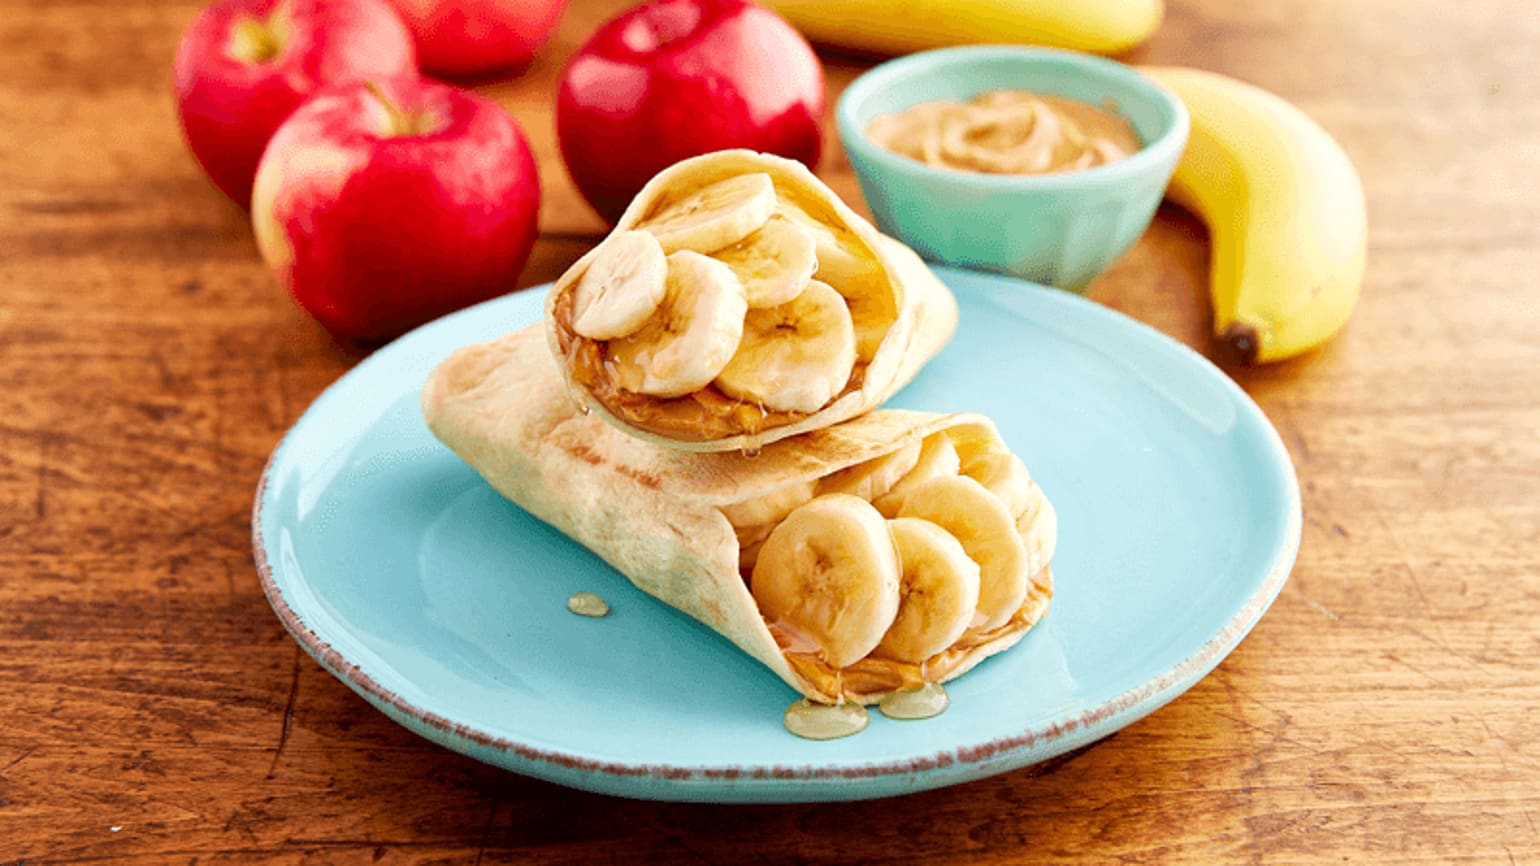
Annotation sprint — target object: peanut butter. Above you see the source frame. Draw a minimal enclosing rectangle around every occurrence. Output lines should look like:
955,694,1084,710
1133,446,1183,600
867,89,1142,175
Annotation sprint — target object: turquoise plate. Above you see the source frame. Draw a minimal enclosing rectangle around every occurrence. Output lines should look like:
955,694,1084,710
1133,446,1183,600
254,267,1300,803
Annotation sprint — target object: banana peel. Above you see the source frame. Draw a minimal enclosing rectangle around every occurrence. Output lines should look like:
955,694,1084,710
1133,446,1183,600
760,0,1164,57
1141,66,1367,363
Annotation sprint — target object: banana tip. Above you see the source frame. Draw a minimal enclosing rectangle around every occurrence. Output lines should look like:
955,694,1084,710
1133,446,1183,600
1219,322,1261,365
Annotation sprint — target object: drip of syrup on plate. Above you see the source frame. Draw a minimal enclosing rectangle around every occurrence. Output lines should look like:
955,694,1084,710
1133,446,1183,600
566,591,609,617
783,699,869,740
878,682,949,721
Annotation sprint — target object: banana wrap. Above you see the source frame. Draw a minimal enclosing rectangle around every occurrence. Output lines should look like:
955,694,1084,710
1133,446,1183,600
422,325,1055,704
546,149,959,452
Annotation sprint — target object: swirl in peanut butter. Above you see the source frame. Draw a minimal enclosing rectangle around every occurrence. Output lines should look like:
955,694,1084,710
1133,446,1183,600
867,90,1142,175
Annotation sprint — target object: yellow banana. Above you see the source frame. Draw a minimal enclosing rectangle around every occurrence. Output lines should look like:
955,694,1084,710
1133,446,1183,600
761,0,1162,57
1141,67,1367,363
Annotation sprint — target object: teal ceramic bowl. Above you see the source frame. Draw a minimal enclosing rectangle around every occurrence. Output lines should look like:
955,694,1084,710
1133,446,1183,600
838,46,1188,291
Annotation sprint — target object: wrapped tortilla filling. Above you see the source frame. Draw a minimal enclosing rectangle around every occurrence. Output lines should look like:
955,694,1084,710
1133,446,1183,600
546,149,959,452
422,327,1056,705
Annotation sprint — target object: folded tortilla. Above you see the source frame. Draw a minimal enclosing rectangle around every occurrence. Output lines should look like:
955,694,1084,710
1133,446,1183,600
546,149,959,453
422,325,1055,704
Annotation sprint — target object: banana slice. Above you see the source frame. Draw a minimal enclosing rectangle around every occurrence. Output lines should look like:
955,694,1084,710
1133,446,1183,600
642,173,777,254
739,535,767,573
960,446,1035,519
714,280,857,415
776,198,883,289
736,518,778,572
872,432,962,517
750,494,901,669
841,289,894,361
569,230,668,340
719,478,818,530
1016,485,1058,576
875,517,982,664
607,251,748,398
730,484,822,573
843,235,918,360
736,520,775,550
898,475,1029,632
712,215,818,308
816,438,922,501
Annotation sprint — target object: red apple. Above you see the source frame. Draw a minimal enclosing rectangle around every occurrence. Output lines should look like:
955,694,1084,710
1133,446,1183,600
384,0,569,80
173,0,418,208
556,0,824,223
251,77,540,342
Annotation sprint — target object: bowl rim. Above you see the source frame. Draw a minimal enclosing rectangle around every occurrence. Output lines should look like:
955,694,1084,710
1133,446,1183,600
836,45,1190,193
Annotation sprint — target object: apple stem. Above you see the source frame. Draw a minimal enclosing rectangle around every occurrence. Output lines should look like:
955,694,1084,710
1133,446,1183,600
362,81,441,137
227,1,291,65
364,81,406,131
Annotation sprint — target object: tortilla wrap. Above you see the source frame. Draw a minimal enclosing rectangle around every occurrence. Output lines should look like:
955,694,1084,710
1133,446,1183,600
422,325,1056,704
546,149,959,453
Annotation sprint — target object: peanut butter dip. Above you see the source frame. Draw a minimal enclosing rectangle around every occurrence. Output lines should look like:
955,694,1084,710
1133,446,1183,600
867,89,1142,175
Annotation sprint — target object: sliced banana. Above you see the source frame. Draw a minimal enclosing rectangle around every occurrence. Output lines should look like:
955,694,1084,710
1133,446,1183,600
607,251,747,398
774,198,896,358
875,517,982,664
817,438,922,501
841,289,894,362
641,173,776,254
750,494,901,669
736,516,780,572
719,478,818,530
1016,485,1058,576
738,535,768,573
712,215,818,308
569,230,668,340
736,519,775,550
960,446,1035,519
873,432,962,517
776,198,883,289
845,235,922,360
898,475,1029,632
713,281,857,415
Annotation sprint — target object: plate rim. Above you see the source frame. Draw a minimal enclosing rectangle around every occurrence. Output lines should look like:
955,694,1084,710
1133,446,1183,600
252,272,1302,793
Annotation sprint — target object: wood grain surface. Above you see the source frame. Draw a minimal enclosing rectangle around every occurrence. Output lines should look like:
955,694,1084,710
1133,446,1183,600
3,0,1538,862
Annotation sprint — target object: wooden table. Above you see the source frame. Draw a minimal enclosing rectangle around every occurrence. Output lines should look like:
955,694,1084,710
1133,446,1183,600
4,0,1537,861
